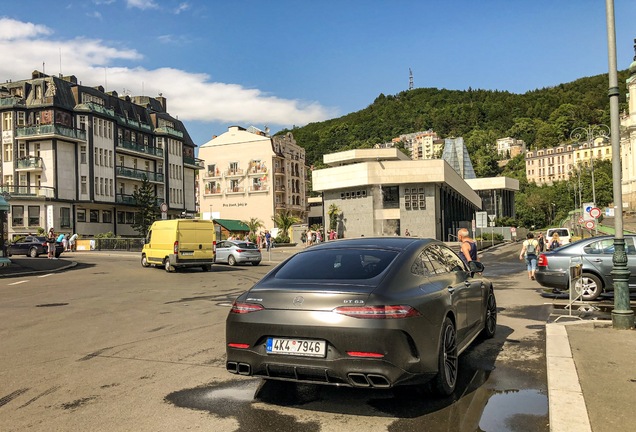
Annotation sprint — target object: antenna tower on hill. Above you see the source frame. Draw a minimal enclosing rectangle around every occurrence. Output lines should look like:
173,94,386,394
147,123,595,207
409,68,413,91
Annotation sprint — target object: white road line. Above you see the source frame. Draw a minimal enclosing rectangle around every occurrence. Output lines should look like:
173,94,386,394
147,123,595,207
37,274,55,278
8,280,29,285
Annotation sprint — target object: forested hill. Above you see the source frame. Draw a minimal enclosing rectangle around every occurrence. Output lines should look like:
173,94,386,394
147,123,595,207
278,71,629,169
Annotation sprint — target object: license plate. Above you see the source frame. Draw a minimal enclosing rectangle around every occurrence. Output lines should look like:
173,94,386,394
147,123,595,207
266,338,326,357
181,251,194,256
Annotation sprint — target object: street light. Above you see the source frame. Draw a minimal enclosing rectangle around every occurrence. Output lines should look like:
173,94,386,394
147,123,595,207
570,124,610,206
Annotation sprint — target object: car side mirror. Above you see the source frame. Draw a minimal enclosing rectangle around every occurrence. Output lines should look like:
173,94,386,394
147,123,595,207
468,261,484,274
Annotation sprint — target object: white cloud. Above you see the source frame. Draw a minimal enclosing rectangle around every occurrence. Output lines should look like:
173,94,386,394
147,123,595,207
0,18,52,40
126,0,159,10
174,2,190,14
87,11,103,20
0,19,335,128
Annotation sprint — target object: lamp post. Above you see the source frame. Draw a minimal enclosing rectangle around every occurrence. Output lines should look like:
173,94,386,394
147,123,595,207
605,0,633,329
570,124,610,212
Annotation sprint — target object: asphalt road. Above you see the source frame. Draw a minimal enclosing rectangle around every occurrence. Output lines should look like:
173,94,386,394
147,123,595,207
0,244,551,432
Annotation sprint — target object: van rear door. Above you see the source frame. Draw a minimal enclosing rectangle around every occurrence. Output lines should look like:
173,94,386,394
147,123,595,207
177,221,215,260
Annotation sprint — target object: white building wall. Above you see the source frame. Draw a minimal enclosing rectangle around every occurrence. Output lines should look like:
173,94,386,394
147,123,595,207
55,140,77,200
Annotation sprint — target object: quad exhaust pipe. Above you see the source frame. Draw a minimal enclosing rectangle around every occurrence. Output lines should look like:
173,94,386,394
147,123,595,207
226,361,252,376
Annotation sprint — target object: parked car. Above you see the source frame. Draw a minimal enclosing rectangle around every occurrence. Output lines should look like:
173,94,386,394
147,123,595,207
225,237,496,396
545,227,572,245
215,240,261,266
8,236,64,258
535,235,636,300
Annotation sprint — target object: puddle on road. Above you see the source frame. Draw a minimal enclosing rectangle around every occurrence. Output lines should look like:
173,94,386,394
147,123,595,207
166,378,548,432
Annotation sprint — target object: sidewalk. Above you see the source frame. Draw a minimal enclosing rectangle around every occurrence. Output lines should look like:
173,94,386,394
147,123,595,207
546,319,636,432
0,256,77,277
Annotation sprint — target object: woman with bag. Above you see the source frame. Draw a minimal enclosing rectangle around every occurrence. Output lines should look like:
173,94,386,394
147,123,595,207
548,232,562,251
519,232,539,280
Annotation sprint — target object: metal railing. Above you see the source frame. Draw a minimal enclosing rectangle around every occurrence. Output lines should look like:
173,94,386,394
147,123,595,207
93,237,145,252
16,124,86,141
0,185,55,198
116,139,163,157
16,156,43,170
116,166,164,183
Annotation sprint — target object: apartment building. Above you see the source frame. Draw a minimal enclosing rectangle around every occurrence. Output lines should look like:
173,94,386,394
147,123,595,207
496,137,526,158
375,130,444,160
525,139,612,186
0,71,200,239
621,55,636,208
198,126,307,227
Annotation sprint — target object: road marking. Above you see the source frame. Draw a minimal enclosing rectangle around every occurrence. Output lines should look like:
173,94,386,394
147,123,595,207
37,274,55,278
8,280,28,285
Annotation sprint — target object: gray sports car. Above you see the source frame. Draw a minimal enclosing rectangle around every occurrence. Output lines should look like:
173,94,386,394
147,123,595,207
226,237,497,396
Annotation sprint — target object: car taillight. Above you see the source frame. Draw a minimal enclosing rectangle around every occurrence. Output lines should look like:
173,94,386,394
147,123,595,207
235,249,244,253
213,240,216,252
538,254,547,266
230,301,264,314
174,241,178,254
333,305,421,319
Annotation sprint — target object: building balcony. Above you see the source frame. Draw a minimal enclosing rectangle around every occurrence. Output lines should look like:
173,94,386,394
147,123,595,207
274,167,285,176
116,139,164,159
247,167,269,176
275,202,287,210
0,185,55,199
0,97,26,107
15,156,44,172
203,186,222,195
155,126,184,139
16,124,86,142
248,184,269,193
116,194,163,205
203,169,222,180
183,156,204,169
115,166,164,183
224,168,244,178
225,187,245,194
274,184,286,192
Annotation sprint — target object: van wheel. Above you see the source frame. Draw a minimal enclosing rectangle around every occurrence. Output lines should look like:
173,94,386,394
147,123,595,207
164,258,174,273
201,264,212,272
141,254,150,268
228,255,237,266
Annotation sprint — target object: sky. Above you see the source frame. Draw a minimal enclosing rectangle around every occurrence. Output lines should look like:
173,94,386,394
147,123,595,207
1,0,635,150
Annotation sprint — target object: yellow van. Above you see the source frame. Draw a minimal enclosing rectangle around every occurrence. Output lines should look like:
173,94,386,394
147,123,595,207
141,219,216,272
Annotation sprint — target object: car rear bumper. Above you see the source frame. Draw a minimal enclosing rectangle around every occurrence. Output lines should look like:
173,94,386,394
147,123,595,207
535,268,568,289
226,310,439,388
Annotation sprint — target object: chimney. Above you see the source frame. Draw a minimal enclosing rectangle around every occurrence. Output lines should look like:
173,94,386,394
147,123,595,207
156,94,167,112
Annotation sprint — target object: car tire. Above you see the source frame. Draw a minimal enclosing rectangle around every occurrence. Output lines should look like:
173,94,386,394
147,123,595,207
55,252,62,258
228,255,236,266
141,254,150,268
251,261,260,266
433,317,458,396
481,289,497,339
164,258,174,273
29,247,39,258
576,273,602,301
201,264,212,272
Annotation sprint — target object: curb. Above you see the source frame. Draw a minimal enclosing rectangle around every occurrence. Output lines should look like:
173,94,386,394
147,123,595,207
0,261,78,278
546,320,599,432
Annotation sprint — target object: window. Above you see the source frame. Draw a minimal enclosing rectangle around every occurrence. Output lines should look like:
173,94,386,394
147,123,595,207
90,210,99,223
382,186,399,209
78,115,87,131
80,145,87,164
3,112,13,130
18,142,26,158
28,206,39,226
99,148,103,166
77,209,86,223
125,212,134,224
117,211,125,223
11,205,24,226
4,144,12,162
17,112,25,126
4,175,13,185
81,176,87,194
60,208,71,228
102,210,112,223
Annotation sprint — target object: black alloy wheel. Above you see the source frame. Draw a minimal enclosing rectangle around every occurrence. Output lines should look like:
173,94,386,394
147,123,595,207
433,317,458,396
482,290,497,339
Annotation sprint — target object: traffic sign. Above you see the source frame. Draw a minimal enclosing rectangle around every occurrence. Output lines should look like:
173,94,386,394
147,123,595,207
510,227,516,233
578,217,584,224
589,207,601,219
160,202,168,212
475,211,488,228
585,220,595,229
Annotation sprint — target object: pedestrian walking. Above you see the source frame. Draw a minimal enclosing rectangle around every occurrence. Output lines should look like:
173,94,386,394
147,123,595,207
548,232,562,251
520,232,539,280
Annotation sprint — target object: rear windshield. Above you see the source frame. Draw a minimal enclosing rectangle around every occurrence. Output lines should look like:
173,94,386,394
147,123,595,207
275,248,399,280
235,242,258,249
548,229,570,237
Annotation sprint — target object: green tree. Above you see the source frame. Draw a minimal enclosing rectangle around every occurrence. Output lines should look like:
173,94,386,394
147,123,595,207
272,210,300,243
132,177,160,238
242,217,264,234
327,204,341,231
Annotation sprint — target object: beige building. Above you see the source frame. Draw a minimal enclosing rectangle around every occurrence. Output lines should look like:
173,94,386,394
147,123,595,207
621,55,636,208
198,126,307,228
376,130,444,160
312,148,482,240
525,139,612,186
497,137,526,158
